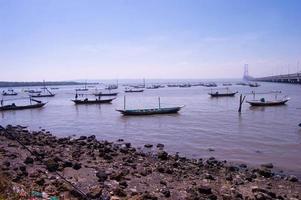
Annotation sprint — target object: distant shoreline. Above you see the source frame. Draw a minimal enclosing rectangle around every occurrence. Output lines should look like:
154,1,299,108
0,81,98,88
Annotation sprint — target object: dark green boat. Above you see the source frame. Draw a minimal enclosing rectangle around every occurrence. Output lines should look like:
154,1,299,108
116,106,183,115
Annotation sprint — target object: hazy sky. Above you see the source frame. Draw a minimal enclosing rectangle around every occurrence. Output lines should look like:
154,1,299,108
0,0,301,81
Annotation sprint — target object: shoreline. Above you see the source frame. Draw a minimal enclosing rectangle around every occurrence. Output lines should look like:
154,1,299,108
0,125,300,199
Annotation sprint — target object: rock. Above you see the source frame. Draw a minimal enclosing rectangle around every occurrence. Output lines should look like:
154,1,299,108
119,180,128,188
87,186,102,199
256,168,273,178
161,189,171,198
63,161,73,168
19,165,26,172
36,178,45,186
96,170,108,182
288,175,298,182
157,151,168,160
113,187,127,197
144,144,153,148
72,163,82,170
261,163,273,169
198,186,212,194
239,164,247,168
24,157,34,164
204,173,215,180
78,136,87,140
156,143,164,148
45,159,59,172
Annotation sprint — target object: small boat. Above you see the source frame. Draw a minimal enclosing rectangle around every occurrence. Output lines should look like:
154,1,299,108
204,82,217,87
125,88,144,93
27,90,42,94
222,83,232,86
0,99,46,111
249,82,260,87
179,83,191,88
30,93,55,98
30,81,55,98
94,92,118,96
2,89,18,96
209,91,237,97
117,107,183,115
246,98,289,106
72,95,116,104
50,87,59,90
116,96,184,115
299,123,301,127
146,85,160,89
106,84,118,90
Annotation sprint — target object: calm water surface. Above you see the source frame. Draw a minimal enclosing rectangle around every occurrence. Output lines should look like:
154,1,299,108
1,81,301,175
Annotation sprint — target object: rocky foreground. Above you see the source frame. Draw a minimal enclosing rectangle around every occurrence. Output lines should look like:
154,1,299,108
0,125,300,200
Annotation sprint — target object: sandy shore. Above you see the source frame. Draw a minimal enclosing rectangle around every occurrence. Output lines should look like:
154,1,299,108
0,125,300,200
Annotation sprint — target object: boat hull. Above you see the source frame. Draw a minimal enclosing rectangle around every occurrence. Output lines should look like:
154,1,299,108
247,99,289,106
116,107,182,115
0,103,46,111
209,92,237,97
124,90,144,93
72,98,115,104
30,94,55,98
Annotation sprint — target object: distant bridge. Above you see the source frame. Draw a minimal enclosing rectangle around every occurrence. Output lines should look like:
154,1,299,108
243,64,301,84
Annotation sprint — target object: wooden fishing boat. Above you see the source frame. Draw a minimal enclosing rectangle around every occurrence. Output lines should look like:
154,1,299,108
30,93,55,98
2,90,18,96
249,82,260,87
72,97,116,104
209,91,237,97
246,98,289,106
125,88,144,93
0,99,46,111
30,84,55,98
116,106,183,115
116,96,183,115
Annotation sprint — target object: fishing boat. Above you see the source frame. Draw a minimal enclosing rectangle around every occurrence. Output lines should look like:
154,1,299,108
72,93,116,104
26,90,42,94
204,82,217,87
246,91,289,106
222,83,232,86
249,82,260,87
0,99,46,111
208,88,237,97
209,91,238,97
2,89,18,96
30,81,55,98
246,98,289,106
124,88,144,93
116,96,184,115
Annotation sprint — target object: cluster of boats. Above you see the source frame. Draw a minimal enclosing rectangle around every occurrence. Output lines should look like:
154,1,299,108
0,80,291,116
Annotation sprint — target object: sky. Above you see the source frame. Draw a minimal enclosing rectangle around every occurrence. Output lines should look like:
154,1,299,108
0,0,301,81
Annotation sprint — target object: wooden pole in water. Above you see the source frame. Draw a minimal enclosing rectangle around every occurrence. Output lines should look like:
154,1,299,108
124,96,126,110
158,97,161,109
238,94,246,113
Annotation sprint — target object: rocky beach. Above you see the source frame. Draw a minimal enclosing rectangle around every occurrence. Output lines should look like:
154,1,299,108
0,125,300,200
